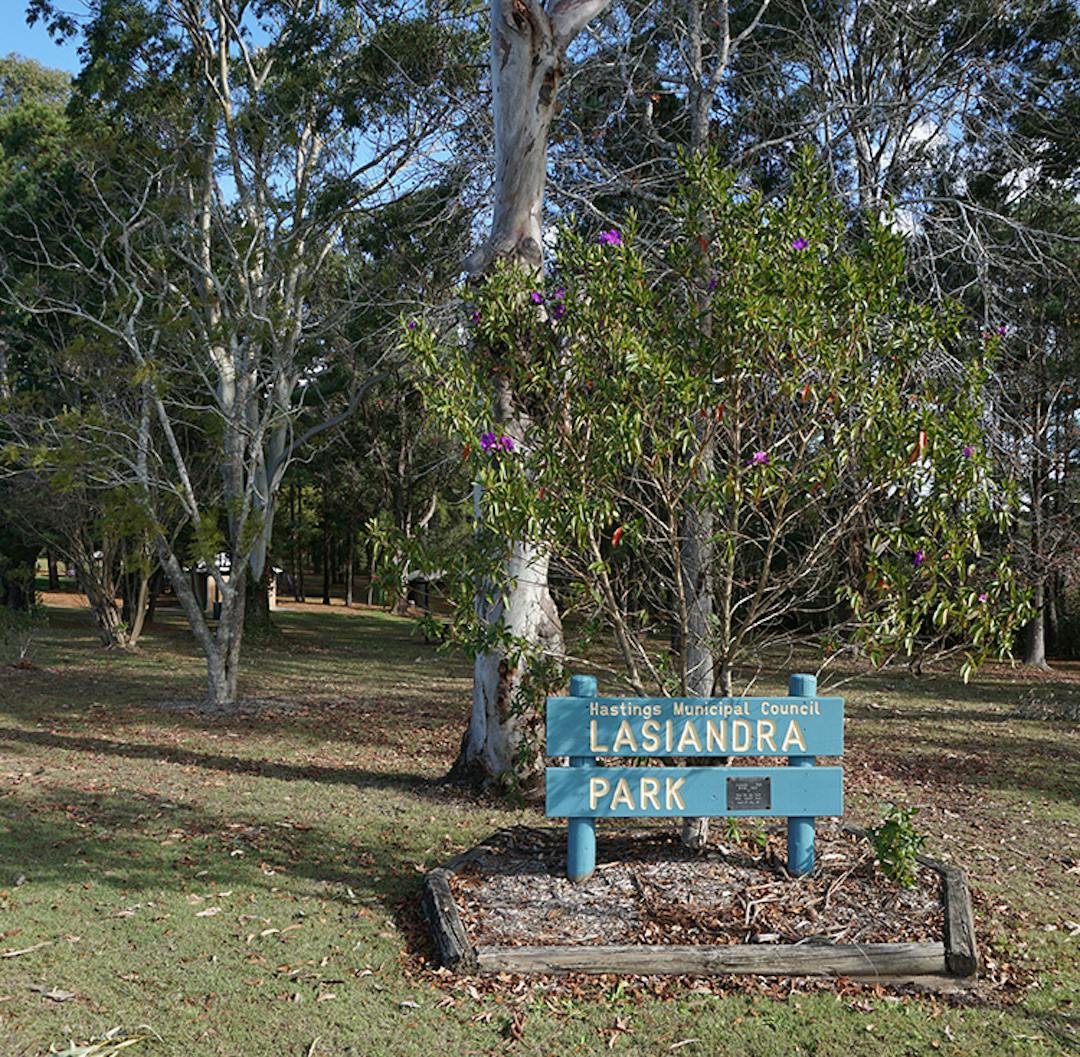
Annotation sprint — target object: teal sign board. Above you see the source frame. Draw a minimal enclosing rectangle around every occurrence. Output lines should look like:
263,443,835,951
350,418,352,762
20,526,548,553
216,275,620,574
546,765,843,818
546,695,844,758
546,674,844,882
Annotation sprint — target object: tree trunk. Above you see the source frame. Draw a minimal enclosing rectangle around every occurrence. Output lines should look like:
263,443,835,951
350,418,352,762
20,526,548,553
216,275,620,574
345,534,355,607
73,541,135,650
46,552,60,591
145,569,162,625
680,67,718,846
451,0,612,791
244,563,275,638
155,540,247,711
453,537,563,791
291,482,305,602
1023,581,1049,669
322,517,332,606
367,541,376,605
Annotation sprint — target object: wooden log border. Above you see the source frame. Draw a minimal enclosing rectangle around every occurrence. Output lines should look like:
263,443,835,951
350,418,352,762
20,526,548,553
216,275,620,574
421,828,978,980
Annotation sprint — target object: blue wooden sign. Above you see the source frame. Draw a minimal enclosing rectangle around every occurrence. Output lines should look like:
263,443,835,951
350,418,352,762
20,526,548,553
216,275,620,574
546,673,844,882
546,765,843,818
546,696,844,758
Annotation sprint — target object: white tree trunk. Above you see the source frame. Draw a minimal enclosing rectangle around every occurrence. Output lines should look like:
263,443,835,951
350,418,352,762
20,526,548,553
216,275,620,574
454,0,613,788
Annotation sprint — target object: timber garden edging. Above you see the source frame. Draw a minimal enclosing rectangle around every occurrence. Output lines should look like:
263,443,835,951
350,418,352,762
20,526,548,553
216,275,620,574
421,827,979,982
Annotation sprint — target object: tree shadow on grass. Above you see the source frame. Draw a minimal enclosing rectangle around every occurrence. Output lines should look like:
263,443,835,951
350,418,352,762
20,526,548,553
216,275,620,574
850,725,1080,807
0,784,435,914
0,725,476,805
0,660,471,748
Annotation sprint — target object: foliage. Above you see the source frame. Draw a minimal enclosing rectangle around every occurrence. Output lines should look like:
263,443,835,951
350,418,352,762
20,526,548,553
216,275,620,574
408,151,1031,696
867,803,928,889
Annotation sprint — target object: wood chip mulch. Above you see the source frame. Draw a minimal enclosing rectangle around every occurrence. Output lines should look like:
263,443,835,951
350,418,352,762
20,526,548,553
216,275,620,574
450,823,943,949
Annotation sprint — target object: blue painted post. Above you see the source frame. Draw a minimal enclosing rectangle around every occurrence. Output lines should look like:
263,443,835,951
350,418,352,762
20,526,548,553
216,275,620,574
787,672,817,877
566,674,598,882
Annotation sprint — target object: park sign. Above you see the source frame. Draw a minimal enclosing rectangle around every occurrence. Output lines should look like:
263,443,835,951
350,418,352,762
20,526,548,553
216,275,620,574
545,674,844,881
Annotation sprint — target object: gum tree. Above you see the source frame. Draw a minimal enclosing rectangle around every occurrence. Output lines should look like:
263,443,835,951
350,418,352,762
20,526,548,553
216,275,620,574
452,0,619,788
7,0,476,706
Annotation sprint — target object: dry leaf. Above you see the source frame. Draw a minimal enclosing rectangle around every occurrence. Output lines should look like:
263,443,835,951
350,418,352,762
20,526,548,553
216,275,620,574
29,984,76,1002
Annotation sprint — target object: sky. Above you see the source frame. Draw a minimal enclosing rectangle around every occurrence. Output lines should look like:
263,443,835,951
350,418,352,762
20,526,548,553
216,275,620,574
4,1,83,75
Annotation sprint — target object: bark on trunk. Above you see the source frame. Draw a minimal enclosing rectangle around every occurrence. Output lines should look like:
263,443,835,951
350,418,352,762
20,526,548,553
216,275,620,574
155,540,248,711
1023,582,1049,669
244,564,275,638
452,0,614,789
46,552,60,591
345,534,355,607
291,482,305,602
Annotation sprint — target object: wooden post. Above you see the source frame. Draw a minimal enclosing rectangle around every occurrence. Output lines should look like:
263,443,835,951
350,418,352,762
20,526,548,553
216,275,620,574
787,672,817,876
567,674,598,883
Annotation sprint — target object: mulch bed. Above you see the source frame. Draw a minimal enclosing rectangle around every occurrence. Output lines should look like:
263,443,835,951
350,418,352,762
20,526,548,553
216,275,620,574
450,823,943,949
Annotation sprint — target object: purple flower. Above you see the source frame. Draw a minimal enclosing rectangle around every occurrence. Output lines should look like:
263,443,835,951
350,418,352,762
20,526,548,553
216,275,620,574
962,445,974,458
407,319,418,331
480,431,497,452
707,276,718,292
499,435,515,453
996,325,1007,336
469,309,481,324
599,229,622,247
792,237,809,251
913,549,926,567
978,592,988,603
553,287,566,301
552,302,566,321
749,450,769,466
530,291,544,304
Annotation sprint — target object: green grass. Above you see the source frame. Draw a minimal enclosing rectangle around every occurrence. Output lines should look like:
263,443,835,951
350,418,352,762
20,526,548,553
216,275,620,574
1,600,1078,1056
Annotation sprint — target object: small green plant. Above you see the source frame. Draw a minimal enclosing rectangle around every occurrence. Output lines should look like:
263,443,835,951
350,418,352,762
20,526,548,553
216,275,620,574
721,817,742,843
868,803,927,887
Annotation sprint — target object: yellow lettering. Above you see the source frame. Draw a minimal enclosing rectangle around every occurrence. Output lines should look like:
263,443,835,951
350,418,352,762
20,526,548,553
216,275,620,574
611,778,635,810
665,720,674,753
589,776,610,809
677,720,702,754
757,719,777,753
706,718,726,752
589,720,609,753
732,719,752,752
781,720,808,753
666,776,687,810
640,776,660,811
612,720,637,753
641,719,662,753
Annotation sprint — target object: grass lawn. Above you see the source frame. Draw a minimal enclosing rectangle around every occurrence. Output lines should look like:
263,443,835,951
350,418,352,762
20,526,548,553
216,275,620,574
0,598,1077,1056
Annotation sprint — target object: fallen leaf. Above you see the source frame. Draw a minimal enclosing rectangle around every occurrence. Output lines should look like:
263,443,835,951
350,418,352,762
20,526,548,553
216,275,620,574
29,984,76,1002
1,941,52,959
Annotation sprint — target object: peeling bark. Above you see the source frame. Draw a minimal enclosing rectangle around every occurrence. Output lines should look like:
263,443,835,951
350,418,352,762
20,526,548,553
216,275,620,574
453,0,613,789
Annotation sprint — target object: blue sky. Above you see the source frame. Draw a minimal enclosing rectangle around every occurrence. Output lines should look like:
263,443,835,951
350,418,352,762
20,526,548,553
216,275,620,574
5,1,83,74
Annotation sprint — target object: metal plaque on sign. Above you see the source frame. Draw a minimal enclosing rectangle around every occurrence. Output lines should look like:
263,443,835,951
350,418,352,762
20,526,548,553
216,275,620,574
727,775,771,811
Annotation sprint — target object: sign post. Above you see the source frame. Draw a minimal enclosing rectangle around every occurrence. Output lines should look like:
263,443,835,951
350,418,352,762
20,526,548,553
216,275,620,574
567,674,598,883
786,672,818,876
546,674,844,882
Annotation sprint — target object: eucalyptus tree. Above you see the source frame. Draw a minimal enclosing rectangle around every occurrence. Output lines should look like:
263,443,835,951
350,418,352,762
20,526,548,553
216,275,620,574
451,0,619,789
451,0,782,792
7,0,478,706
